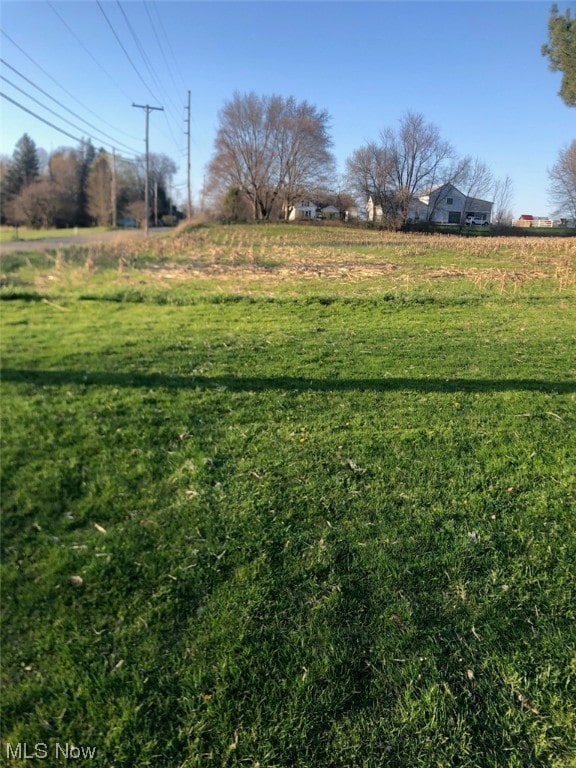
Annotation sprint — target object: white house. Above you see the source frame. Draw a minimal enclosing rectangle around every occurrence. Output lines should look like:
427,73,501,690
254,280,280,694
289,200,318,220
289,200,344,221
367,183,493,225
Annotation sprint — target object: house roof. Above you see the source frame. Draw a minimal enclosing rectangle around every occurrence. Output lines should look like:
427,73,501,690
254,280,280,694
423,184,493,205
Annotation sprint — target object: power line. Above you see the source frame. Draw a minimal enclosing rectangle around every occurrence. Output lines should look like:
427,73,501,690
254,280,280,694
146,1,187,94
46,1,137,125
1,59,140,155
143,1,183,100
117,2,166,107
97,1,159,106
1,91,140,161
1,30,138,146
50,1,184,162
98,2,185,160
1,73,109,150
1,91,87,146
115,2,185,156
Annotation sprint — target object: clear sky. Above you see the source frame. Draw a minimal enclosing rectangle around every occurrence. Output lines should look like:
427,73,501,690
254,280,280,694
0,0,574,218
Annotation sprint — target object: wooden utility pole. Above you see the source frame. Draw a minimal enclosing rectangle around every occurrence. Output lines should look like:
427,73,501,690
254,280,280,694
110,148,117,228
132,102,163,235
154,179,158,227
185,90,192,218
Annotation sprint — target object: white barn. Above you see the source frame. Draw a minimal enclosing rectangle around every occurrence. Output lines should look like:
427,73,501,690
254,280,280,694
367,183,493,224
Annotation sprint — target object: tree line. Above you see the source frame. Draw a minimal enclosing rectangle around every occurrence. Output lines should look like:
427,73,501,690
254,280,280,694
3,104,574,230
0,134,177,229
1,7,573,230
207,94,518,228
204,7,575,227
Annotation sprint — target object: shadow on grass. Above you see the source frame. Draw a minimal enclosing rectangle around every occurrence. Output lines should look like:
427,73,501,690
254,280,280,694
1,368,575,394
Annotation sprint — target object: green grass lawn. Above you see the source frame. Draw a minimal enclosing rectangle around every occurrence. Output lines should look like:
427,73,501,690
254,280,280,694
1,226,575,767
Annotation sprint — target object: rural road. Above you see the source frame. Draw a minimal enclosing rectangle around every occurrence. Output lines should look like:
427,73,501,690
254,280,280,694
0,228,169,254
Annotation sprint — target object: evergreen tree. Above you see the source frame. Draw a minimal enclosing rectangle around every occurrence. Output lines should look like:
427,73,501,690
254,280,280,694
542,3,576,107
5,133,40,197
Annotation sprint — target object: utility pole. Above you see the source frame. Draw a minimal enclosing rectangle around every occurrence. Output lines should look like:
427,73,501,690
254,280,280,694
132,102,163,235
185,90,192,219
110,148,117,228
154,179,158,227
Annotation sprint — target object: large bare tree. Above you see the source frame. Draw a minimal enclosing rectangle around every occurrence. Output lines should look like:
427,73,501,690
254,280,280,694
456,157,494,222
381,112,457,226
346,112,458,227
548,140,576,220
278,97,335,219
208,92,334,221
345,142,395,222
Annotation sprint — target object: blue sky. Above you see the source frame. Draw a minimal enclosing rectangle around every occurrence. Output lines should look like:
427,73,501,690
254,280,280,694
0,1,573,217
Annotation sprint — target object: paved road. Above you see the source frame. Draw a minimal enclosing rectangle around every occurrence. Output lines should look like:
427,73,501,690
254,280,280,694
0,228,168,254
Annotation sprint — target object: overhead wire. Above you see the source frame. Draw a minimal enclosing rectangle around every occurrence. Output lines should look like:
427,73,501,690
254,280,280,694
115,1,185,158
96,0,161,108
117,1,168,109
48,0,184,162
1,30,139,147
3,3,189,198
142,0,193,160
146,1,188,95
2,91,92,147
143,1,184,100
46,1,137,120
1,59,140,155
96,0,184,164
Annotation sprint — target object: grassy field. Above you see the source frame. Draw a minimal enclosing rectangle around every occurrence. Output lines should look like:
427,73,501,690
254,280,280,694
1,224,575,767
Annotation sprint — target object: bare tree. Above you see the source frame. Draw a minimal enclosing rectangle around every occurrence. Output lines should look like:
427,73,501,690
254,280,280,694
278,98,335,220
345,142,394,222
10,179,58,228
148,154,177,225
346,113,458,228
87,151,114,226
208,92,281,220
548,140,576,220
48,148,82,226
381,112,457,227
457,157,494,223
208,92,334,221
491,175,515,224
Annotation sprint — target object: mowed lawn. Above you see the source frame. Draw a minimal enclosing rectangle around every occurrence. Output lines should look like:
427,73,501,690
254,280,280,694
1,225,575,767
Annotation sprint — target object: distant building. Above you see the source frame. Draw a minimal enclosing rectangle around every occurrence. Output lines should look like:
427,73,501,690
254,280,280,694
514,214,553,228
367,183,493,225
288,200,343,221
